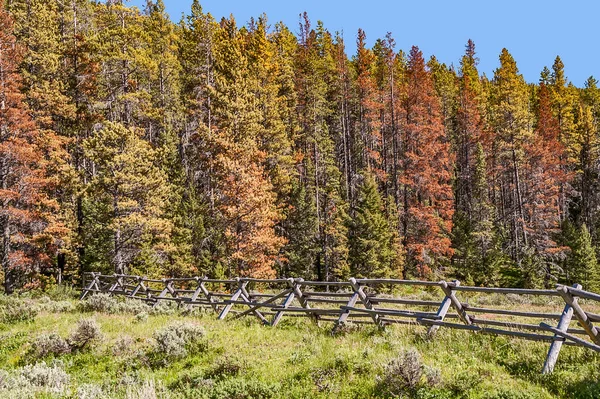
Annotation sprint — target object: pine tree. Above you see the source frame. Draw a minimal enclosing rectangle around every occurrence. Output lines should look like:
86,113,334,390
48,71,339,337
348,172,402,278
452,144,505,285
564,223,600,292
353,29,383,176
0,3,69,293
488,49,534,281
82,121,173,276
547,56,577,222
281,180,319,278
573,104,600,238
372,33,404,203
294,15,349,281
399,46,454,278
214,140,286,278
246,16,295,203
521,83,569,285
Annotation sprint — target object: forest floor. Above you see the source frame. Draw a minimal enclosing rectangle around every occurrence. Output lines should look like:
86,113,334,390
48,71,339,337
0,288,599,399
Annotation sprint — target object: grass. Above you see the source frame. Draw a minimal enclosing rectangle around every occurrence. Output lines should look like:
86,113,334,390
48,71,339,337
0,290,599,398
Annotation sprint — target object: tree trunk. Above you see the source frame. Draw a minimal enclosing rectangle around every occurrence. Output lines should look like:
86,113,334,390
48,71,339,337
0,214,13,294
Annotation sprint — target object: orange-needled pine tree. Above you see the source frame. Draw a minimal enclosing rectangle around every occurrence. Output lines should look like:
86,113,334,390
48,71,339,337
399,46,454,277
0,3,69,293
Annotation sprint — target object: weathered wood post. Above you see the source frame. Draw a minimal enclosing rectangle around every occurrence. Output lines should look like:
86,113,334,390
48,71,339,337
558,284,600,345
218,278,245,320
272,278,297,327
443,280,472,325
335,278,381,330
426,280,457,338
542,284,578,374
128,276,144,298
79,272,99,300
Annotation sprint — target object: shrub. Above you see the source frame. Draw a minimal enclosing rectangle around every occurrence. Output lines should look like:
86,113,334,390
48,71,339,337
77,383,105,399
115,298,150,314
31,333,71,358
112,336,135,356
149,301,177,315
41,300,76,313
210,379,280,399
152,322,206,361
126,379,160,399
424,365,442,387
78,293,118,313
69,318,102,351
19,361,70,394
378,348,442,396
0,296,38,323
386,348,423,392
486,388,547,399
206,356,245,378
153,327,187,359
134,311,149,323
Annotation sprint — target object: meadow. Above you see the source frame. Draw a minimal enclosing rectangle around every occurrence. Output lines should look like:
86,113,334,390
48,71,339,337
0,288,599,398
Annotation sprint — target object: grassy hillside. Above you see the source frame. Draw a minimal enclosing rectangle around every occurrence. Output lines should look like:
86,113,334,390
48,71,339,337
0,289,599,398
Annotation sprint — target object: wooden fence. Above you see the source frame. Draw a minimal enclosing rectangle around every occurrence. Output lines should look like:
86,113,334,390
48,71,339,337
80,272,600,373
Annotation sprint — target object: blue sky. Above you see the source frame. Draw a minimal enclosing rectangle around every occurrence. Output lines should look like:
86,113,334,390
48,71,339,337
131,0,599,86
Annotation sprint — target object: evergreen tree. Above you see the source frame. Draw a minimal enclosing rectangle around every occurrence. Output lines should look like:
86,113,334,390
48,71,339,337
294,15,349,281
399,46,454,278
281,180,320,279
0,3,70,293
82,121,173,276
488,49,534,282
521,83,569,285
348,172,403,278
563,223,600,292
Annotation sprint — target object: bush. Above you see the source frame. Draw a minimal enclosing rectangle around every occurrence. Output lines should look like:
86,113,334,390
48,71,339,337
78,294,155,316
31,333,71,358
20,361,70,392
206,356,245,379
39,299,76,313
134,311,149,323
0,361,71,396
152,322,206,362
77,383,105,399
112,336,135,356
78,293,118,313
210,379,280,399
115,298,151,315
126,379,158,399
69,318,102,351
378,348,442,396
0,296,38,323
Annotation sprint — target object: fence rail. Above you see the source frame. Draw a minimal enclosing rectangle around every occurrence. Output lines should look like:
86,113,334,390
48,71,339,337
80,272,600,373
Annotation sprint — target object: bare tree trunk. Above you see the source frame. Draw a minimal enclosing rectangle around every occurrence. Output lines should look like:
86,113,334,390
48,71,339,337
1,214,13,294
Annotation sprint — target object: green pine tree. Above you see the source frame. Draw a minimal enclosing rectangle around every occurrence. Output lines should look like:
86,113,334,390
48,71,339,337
282,179,320,279
564,223,600,292
348,173,403,278
82,121,174,276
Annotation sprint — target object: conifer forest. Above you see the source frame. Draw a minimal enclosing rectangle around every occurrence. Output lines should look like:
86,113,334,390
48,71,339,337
2,0,600,294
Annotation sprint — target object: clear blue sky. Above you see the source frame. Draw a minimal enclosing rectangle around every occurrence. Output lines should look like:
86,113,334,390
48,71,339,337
131,0,599,86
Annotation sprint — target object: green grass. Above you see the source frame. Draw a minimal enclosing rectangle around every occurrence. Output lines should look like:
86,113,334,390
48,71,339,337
0,294,599,398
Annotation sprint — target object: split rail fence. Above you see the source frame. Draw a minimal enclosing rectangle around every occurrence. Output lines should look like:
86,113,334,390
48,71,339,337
80,272,600,373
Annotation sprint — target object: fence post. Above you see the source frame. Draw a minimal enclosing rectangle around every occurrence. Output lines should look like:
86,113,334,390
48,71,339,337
272,278,297,327
129,276,144,298
107,274,120,295
218,278,245,320
79,272,99,300
152,279,171,307
542,283,577,374
441,280,472,325
335,278,381,330
557,284,600,345
427,280,456,338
